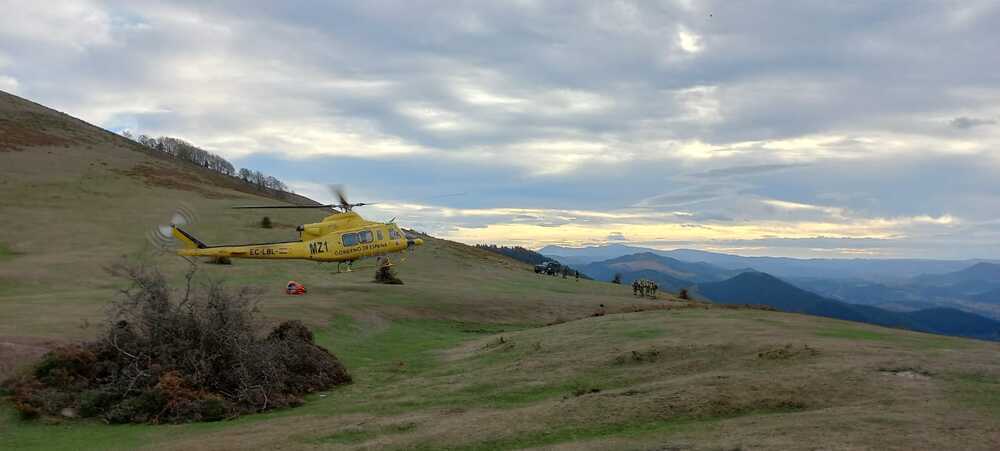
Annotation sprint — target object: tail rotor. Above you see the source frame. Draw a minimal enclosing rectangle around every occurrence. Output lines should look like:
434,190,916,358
147,205,199,250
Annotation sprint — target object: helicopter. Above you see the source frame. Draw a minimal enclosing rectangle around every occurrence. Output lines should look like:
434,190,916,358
154,187,423,271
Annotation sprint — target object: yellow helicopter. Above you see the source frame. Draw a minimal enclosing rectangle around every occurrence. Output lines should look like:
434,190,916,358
154,187,423,271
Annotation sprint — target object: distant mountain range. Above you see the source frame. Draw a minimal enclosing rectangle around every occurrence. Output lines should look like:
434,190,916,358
574,252,744,291
695,272,1000,341
540,244,998,281
548,247,1000,340
792,263,1000,320
971,287,1000,304
915,262,1000,290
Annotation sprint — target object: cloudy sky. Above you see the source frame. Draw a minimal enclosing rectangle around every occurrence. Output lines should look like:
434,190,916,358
3,1,999,258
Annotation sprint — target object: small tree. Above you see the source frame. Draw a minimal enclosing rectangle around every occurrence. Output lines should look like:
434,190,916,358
678,288,690,300
612,273,622,284
261,216,272,228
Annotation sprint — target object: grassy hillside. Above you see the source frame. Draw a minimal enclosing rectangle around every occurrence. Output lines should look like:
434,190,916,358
2,91,999,450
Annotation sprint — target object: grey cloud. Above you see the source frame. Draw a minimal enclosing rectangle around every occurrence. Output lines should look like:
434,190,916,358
634,183,741,208
606,232,627,241
950,116,996,129
5,1,1000,258
692,163,809,178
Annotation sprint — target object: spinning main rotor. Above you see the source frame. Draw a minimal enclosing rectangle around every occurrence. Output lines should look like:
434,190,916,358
232,185,375,212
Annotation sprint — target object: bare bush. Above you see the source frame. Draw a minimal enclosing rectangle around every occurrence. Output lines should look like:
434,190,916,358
2,261,350,423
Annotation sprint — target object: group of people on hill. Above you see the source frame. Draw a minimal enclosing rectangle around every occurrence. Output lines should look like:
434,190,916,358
632,279,658,297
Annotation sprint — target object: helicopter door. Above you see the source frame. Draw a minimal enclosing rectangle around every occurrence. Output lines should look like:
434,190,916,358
358,230,374,256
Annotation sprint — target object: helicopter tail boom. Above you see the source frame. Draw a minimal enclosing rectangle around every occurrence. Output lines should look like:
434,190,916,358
172,226,208,249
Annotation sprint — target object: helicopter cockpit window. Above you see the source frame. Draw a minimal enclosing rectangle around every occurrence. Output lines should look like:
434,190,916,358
358,230,374,243
342,232,359,246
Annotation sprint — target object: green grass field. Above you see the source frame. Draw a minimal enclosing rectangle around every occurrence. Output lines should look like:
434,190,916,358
2,90,999,449
5,306,999,449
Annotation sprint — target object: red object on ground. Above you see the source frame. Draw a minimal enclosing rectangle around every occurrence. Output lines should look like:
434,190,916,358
286,281,306,295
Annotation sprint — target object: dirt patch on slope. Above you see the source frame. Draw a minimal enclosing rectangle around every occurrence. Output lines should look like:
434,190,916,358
0,119,71,151
880,367,932,380
114,163,240,199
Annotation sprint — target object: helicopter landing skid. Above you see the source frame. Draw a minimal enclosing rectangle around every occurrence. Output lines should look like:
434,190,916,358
335,261,355,273
330,254,407,275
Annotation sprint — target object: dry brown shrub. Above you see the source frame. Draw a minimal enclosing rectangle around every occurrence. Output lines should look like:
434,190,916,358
2,261,351,424
374,265,404,284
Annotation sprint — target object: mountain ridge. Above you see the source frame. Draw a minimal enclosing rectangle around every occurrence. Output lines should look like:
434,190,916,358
541,244,999,280
696,271,1000,341
573,252,745,290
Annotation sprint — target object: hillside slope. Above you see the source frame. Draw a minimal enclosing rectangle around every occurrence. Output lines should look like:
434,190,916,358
0,90,323,336
0,88,665,340
1,92,999,450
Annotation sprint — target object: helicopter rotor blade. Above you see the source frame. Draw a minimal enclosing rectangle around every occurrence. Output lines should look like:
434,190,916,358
325,185,379,211
329,184,351,210
232,204,335,209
